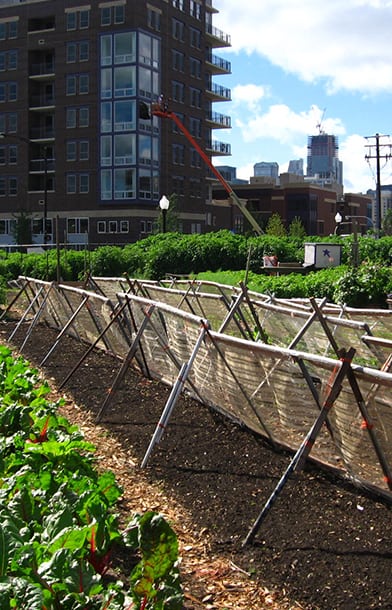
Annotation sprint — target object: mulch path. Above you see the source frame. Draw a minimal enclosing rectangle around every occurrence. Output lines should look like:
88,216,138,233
1,319,392,610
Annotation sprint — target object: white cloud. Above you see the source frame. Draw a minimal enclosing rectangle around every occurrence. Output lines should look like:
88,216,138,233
213,0,392,94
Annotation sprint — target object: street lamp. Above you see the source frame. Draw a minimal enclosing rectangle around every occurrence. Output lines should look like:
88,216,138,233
159,195,169,233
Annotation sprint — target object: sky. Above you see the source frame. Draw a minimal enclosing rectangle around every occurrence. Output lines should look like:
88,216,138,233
211,0,392,194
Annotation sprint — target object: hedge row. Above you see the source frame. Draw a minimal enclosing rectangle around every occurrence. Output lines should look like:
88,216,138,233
0,231,391,307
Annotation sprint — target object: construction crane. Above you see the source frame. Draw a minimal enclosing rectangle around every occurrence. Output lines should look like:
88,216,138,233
316,108,326,135
139,98,263,235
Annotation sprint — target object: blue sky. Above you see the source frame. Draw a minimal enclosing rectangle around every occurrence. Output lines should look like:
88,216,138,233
212,0,392,193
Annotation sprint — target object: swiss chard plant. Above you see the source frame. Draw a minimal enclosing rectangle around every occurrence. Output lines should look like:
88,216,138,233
0,344,183,610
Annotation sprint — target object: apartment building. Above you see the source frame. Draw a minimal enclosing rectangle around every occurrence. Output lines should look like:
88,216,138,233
0,0,231,247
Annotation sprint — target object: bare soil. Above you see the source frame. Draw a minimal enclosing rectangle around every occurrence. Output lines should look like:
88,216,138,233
1,321,392,610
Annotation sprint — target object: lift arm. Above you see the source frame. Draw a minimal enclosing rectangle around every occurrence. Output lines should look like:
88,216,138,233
151,104,263,235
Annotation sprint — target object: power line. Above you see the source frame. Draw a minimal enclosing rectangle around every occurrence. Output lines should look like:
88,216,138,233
365,133,392,234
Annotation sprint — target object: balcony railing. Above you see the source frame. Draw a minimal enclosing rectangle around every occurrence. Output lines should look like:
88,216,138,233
206,53,231,74
29,94,55,108
206,82,231,101
29,127,55,140
29,61,55,77
205,23,231,47
207,140,231,155
207,112,231,128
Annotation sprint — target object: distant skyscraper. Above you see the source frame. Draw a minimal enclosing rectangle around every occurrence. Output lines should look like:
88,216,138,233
306,134,343,186
253,161,279,181
288,159,303,176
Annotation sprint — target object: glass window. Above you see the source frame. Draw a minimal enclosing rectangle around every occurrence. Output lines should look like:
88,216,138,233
114,168,135,199
0,52,5,71
139,170,151,199
9,145,17,164
101,102,112,132
79,107,89,127
119,220,129,232
67,12,77,31
114,100,135,131
79,10,90,29
80,174,89,193
0,146,5,164
0,84,5,103
172,50,184,72
139,134,151,164
66,43,77,63
101,135,112,166
101,35,112,66
8,21,17,39
67,174,77,193
139,67,152,97
79,218,89,233
172,19,185,41
114,5,125,24
8,50,17,70
114,66,135,97
101,7,111,26
114,32,135,64
190,26,201,48
0,114,5,133
66,107,77,128
66,141,77,161
79,41,89,62
0,24,5,40
8,82,17,101
101,68,112,98
190,57,201,78
9,177,17,195
8,113,17,132
97,220,106,233
108,220,117,233
101,169,112,200
0,219,6,232
66,75,77,96
114,134,135,165
172,81,184,103
139,33,153,66
80,140,89,160
0,177,5,196
79,74,89,94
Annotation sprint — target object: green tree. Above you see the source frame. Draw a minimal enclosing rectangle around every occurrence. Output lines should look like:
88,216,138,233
265,213,287,237
12,211,32,248
382,208,392,236
288,216,307,238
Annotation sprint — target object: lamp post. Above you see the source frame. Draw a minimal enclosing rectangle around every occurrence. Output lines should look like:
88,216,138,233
159,195,169,233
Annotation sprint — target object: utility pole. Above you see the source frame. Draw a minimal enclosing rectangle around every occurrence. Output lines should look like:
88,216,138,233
365,133,392,235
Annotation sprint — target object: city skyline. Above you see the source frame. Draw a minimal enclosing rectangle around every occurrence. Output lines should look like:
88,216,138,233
212,0,392,194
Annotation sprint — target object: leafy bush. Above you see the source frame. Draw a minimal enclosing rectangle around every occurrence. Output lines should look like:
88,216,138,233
0,345,183,610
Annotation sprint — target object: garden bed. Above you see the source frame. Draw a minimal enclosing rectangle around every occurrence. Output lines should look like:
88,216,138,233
1,321,392,609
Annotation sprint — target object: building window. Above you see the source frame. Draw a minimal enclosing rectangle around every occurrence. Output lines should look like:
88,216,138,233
189,117,201,139
190,57,201,79
101,102,112,131
101,69,112,98
114,134,135,164
148,7,161,31
114,6,125,24
140,220,153,234
0,146,5,164
8,82,17,101
0,177,5,196
66,141,77,161
172,143,185,165
190,27,201,48
114,32,135,64
67,217,89,234
101,169,112,200
97,220,106,233
172,19,185,41
79,10,90,29
172,0,184,9
66,174,77,193
66,75,77,96
8,145,17,164
101,7,111,26
8,50,17,70
114,66,135,97
190,1,202,20
79,74,89,94
190,87,201,108
79,41,89,62
66,12,77,31
191,223,202,234
79,107,89,127
114,168,135,199
8,21,17,39
80,174,89,193
66,108,77,128
66,42,77,63
101,135,112,166
114,100,135,131
172,49,185,72
9,177,17,196
108,220,117,233
172,81,184,103
119,220,129,233
80,141,89,161
8,113,17,132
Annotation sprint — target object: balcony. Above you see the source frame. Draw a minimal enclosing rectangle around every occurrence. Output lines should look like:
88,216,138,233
29,61,55,79
206,111,231,129
205,82,231,102
205,23,231,48
29,94,55,110
206,53,231,75
205,0,218,14
29,127,55,141
206,140,231,156
29,157,55,173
